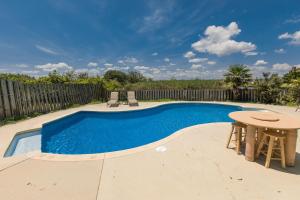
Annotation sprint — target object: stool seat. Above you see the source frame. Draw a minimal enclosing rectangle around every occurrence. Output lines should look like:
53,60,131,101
264,130,285,138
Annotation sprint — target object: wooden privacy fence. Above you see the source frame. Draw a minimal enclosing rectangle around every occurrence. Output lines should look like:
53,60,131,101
0,79,106,120
105,89,261,102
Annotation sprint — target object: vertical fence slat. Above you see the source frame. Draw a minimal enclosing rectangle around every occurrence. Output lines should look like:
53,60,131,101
7,80,17,116
0,83,5,119
1,80,12,117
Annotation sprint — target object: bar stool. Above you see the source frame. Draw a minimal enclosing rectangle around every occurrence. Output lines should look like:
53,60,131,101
226,122,247,154
256,130,286,168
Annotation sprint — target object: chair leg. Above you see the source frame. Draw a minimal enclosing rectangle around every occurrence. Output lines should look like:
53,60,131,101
256,134,266,158
226,125,234,148
236,128,241,154
265,137,275,168
279,138,286,168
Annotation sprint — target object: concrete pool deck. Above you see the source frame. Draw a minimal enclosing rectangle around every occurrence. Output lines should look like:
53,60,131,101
0,102,300,200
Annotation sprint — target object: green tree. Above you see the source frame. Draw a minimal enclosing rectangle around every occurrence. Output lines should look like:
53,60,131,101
288,78,300,105
0,73,36,83
64,70,77,83
254,72,282,104
283,67,300,83
103,70,128,84
103,79,122,91
38,70,65,84
127,71,147,83
281,67,300,105
224,65,252,100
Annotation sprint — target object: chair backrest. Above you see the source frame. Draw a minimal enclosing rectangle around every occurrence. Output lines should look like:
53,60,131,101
127,91,136,100
110,92,119,100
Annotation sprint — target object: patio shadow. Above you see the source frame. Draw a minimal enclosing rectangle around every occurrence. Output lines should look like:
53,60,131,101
230,146,300,175
253,151,300,175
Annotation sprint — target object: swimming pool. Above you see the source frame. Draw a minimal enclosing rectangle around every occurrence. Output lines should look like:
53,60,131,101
38,103,242,155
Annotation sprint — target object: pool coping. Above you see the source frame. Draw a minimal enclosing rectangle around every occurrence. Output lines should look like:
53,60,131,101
0,101,272,161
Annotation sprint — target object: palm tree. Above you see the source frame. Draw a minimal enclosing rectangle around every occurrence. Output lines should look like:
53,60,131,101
224,65,252,100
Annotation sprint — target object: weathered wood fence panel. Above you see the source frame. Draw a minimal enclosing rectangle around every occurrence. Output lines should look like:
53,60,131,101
103,89,287,104
0,79,105,121
0,79,289,122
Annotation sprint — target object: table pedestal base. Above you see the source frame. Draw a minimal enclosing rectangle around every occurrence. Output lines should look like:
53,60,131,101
245,125,256,161
285,129,298,167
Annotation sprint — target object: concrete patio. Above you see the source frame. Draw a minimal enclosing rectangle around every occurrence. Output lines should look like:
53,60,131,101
0,102,299,200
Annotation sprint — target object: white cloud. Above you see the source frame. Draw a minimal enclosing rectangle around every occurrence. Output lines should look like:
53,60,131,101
104,65,130,72
15,64,29,68
151,68,226,80
191,64,202,69
124,57,138,63
88,69,100,76
75,68,100,76
188,58,208,63
244,51,258,56
87,62,98,67
249,65,268,78
134,66,150,70
35,62,72,72
150,68,161,74
75,68,88,73
183,51,195,59
104,63,113,68
21,70,39,75
272,63,292,71
152,52,158,56
132,66,161,78
164,57,170,62
191,22,256,56
35,45,58,55
118,57,138,65
0,68,7,72
138,9,166,33
278,31,300,45
137,1,175,33
207,61,216,65
284,16,300,24
254,60,268,66
170,63,176,66
274,48,286,54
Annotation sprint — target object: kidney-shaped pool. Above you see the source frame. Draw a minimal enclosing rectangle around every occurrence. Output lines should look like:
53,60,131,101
39,103,242,155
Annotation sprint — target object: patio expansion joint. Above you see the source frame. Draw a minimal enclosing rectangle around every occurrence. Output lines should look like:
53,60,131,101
0,157,30,173
95,154,106,200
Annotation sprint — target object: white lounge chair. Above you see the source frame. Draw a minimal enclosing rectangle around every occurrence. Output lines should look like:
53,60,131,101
127,91,138,106
107,92,119,107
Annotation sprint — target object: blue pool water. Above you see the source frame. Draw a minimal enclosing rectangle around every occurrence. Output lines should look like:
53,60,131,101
40,103,242,155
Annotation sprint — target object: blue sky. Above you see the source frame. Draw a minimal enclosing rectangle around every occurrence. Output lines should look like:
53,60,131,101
0,0,299,79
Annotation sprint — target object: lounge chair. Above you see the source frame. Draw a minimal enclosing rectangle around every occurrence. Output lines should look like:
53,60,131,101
127,91,139,106
107,92,119,107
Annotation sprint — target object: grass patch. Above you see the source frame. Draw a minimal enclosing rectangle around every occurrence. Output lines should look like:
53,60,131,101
0,100,105,127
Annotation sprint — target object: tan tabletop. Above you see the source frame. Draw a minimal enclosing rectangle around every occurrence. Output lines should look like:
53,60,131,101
229,111,300,130
229,111,300,166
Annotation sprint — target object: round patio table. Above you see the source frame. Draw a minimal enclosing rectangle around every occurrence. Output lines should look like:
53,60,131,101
229,111,300,166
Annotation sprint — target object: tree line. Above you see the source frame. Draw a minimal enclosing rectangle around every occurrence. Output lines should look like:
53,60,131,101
224,64,300,105
0,64,299,105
